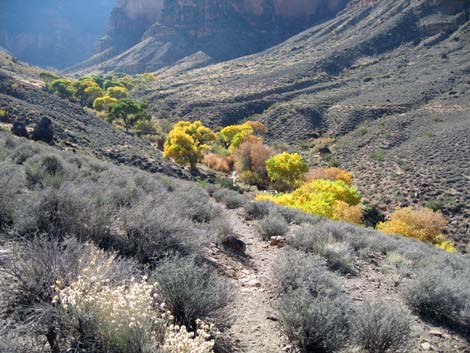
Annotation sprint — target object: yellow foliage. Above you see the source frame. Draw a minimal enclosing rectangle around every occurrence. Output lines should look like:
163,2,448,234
93,95,118,111
218,124,254,151
164,121,216,169
0,109,7,117
332,200,363,224
306,167,353,185
377,207,455,252
244,120,268,134
265,152,309,190
107,86,129,99
256,179,361,223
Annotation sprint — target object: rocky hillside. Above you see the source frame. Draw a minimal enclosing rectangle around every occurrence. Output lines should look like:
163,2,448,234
134,0,470,245
0,0,115,69
0,51,185,178
69,0,350,74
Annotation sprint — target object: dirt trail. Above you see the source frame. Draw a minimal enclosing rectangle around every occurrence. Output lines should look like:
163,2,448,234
222,209,287,353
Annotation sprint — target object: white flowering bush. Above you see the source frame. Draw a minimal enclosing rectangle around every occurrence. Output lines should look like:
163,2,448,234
53,249,214,353
162,320,215,353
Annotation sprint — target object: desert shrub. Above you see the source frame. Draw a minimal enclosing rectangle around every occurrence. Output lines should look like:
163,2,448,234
121,197,199,263
287,224,357,274
275,250,352,353
266,152,308,191
14,184,91,239
0,165,21,229
206,183,221,196
306,167,353,185
274,250,335,295
322,243,357,275
0,237,138,351
203,153,232,173
173,185,221,222
153,255,230,329
24,153,77,189
272,205,321,225
377,207,455,252
212,189,246,209
233,140,271,186
55,250,215,353
354,301,410,353
243,201,270,220
279,293,352,353
332,200,363,224
403,264,470,332
11,142,40,164
257,215,289,240
256,179,362,223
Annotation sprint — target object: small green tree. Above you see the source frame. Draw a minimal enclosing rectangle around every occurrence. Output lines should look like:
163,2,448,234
107,86,128,99
72,80,103,107
107,99,150,133
49,79,75,99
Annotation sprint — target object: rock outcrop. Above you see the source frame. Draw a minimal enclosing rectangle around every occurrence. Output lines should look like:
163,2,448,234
69,0,350,74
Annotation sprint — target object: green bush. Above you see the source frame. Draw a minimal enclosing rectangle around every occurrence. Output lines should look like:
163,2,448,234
243,201,269,220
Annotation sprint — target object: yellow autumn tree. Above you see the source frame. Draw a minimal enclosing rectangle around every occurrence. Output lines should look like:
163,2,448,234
256,179,362,224
93,95,118,111
164,121,216,170
218,124,254,151
107,86,129,99
265,152,308,191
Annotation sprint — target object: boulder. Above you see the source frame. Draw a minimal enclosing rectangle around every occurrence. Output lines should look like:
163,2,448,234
222,235,246,254
31,117,54,143
11,121,28,138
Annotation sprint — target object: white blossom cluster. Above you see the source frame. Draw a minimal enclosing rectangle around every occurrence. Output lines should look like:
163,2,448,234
53,250,214,353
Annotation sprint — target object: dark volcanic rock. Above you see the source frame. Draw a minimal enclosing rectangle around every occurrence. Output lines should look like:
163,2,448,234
69,0,350,74
11,121,28,138
31,117,54,143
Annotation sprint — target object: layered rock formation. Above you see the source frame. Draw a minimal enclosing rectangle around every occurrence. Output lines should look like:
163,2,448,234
70,0,350,74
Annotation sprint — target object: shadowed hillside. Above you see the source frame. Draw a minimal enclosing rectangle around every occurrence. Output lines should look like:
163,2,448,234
134,0,470,245
68,0,350,75
0,0,115,69
0,51,185,178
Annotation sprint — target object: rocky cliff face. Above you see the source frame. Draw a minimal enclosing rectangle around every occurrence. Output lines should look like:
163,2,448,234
71,0,349,74
0,0,115,69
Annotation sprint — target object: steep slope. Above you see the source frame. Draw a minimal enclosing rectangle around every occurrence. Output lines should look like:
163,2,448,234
0,51,185,177
0,0,115,69
136,0,470,245
69,0,349,75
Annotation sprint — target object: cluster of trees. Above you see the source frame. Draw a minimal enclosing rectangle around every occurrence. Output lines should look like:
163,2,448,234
41,72,156,133
163,121,455,251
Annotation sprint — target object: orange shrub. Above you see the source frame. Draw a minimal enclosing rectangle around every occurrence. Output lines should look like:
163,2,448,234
377,207,455,252
332,200,363,224
202,153,232,173
306,167,353,185
244,120,268,134
233,140,272,186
